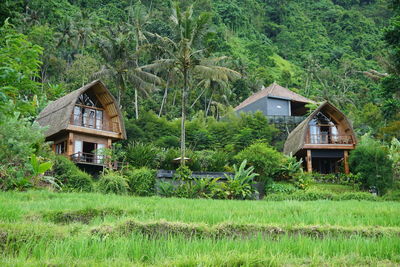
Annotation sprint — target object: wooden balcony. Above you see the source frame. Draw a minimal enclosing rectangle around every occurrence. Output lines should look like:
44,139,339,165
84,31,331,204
70,152,125,169
70,114,120,133
305,134,354,145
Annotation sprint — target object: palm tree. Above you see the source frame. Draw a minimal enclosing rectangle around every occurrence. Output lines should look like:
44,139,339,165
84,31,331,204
142,3,240,165
127,1,153,119
94,26,161,106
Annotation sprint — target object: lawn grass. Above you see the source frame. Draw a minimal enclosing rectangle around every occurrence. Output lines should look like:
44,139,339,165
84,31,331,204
1,190,400,266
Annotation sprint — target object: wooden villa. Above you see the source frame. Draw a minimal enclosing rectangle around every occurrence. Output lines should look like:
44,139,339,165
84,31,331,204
234,82,315,127
284,101,356,174
37,80,126,170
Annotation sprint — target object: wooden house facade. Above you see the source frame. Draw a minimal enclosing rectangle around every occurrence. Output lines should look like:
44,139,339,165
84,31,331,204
283,101,356,174
37,80,126,169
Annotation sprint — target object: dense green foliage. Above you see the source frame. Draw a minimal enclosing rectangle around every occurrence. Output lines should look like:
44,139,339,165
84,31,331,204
235,142,286,181
124,167,156,196
0,0,397,136
349,135,394,194
97,171,129,195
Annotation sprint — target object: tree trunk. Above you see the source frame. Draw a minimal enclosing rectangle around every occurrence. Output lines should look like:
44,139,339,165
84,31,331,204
190,87,207,108
135,88,139,119
180,69,188,166
205,91,213,117
159,79,170,117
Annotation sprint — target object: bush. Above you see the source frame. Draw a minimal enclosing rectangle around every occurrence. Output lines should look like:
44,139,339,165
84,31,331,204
157,180,175,197
235,142,285,182
312,172,361,186
291,172,313,190
124,167,156,196
223,160,258,200
97,171,129,195
382,190,400,201
265,182,298,194
190,150,230,172
277,154,303,180
52,155,93,192
67,170,94,192
125,142,161,169
155,135,180,148
174,165,193,181
0,114,46,190
349,135,393,195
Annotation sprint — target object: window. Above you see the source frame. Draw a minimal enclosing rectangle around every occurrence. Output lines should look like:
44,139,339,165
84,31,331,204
73,92,104,130
55,141,66,154
308,112,339,144
96,110,103,129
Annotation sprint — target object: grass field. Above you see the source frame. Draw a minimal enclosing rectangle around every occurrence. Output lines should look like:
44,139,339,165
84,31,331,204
1,191,400,266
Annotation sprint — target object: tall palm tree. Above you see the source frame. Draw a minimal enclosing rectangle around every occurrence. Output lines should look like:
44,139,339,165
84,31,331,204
94,26,161,107
142,3,240,165
127,1,153,119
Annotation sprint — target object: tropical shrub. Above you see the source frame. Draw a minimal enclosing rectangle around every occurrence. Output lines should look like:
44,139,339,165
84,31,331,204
52,155,93,192
97,171,129,195
158,148,180,170
157,181,175,197
191,150,230,172
155,135,180,148
291,172,313,190
235,142,285,182
124,167,156,196
174,165,193,181
125,142,161,169
277,154,303,180
265,182,298,195
389,138,400,180
67,170,94,192
0,114,46,190
224,160,259,200
349,135,393,194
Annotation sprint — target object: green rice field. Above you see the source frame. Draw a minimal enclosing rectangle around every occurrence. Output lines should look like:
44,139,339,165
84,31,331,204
1,191,399,266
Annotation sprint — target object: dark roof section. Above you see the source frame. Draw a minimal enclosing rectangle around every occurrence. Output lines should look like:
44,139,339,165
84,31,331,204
36,80,126,139
234,82,315,111
283,101,356,155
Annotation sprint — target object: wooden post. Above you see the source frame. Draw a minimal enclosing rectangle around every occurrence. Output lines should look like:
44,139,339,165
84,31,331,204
344,150,350,174
306,149,312,173
67,132,74,156
107,138,112,149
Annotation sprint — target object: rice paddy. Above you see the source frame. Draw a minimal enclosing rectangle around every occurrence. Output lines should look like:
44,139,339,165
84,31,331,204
1,190,399,266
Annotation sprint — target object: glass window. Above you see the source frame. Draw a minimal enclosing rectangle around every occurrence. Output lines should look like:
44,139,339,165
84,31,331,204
55,141,66,154
96,110,103,130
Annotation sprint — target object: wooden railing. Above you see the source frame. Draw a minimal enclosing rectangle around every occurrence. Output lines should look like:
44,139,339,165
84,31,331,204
306,134,353,145
70,152,125,169
70,114,119,132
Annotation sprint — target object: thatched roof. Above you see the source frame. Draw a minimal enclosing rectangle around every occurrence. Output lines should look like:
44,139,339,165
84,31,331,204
36,80,126,139
283,101,356,155
234,82,315,111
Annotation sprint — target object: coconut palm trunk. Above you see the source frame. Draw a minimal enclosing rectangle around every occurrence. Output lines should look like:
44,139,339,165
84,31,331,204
181,68,188,165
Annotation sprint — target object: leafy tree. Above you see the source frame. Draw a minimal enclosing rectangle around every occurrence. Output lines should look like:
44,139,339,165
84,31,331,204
94,25,161,106
143,3,240,165
0,20,43,116
349,135,393,194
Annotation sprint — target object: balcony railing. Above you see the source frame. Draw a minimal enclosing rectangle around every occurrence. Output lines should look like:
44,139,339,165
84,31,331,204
268,115,306,125
70,152,125,169
70,114,120,133
306,134,354,145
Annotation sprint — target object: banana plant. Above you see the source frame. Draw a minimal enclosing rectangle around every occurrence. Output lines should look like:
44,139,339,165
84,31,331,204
29,154,61,189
